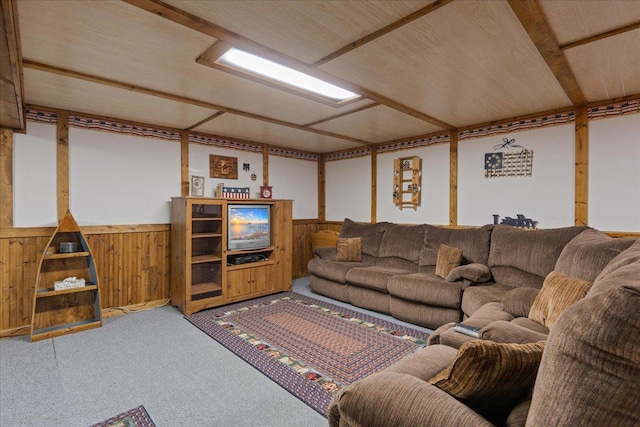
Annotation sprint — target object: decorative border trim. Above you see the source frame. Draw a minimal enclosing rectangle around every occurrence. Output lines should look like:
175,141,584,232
26,109,57,124
377,134,449,153
69,115,181,141
588,99,640,120
325,147,372,162
269,146,318,161
459,111,575,141
190,133,262,153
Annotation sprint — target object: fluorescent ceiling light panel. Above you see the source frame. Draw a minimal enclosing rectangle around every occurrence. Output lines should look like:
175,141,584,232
218,48,358,101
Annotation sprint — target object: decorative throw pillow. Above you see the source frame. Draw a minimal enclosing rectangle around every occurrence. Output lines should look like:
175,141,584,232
429,340,545,418
435,244,463,279
528,271,592,328
336,237,362,262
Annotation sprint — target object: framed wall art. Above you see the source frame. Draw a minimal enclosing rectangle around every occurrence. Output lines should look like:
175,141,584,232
209,155,238,179
190,175,205,197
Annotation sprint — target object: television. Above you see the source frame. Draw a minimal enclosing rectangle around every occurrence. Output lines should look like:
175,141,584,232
227,204,271,251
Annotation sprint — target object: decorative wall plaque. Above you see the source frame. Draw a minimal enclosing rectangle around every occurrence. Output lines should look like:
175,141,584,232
210,155,238,179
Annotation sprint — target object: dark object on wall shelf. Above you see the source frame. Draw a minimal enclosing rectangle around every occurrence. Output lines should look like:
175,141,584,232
493,214,538,229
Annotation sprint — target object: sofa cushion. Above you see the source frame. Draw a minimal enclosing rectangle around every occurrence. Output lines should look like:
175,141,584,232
435,244,463,279
555,229,636,282
528,271,592,328
461,283,515,316
527,283,640,426
378,223,426,262
339,218,389,257
502,287,540,318
336,237,362,262
488,225,586,278
307,257,367,284
479,320,548,344
420,224,493,266
345,266,411,292
428,340,545,421
387,273,463,308
447,263,491,283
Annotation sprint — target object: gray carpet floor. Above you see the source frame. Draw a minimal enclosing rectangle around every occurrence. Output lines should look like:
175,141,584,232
0,277,431,426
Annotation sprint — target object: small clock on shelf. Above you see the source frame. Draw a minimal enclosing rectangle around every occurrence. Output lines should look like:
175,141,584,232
260,185,273,199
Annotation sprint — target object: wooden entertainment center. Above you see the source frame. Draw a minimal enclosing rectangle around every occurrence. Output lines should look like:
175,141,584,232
170,197,292,315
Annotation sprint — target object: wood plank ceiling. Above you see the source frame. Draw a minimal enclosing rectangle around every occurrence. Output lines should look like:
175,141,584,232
2,0,639,153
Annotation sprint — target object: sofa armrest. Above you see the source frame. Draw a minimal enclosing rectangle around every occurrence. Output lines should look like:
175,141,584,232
502,287,540,318
329,371,495,427
480,320,548,344
313,246,337,261
447,263,491,284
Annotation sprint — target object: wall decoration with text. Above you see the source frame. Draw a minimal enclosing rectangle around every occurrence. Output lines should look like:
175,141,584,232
484,138,533,178
210,155,238,179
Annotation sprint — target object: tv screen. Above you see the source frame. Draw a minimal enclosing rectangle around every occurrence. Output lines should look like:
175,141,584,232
227,205,271,251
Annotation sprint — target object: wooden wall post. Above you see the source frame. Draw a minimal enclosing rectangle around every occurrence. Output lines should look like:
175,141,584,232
0,128,13,227
56,110,69,220
317,154,326,222
180,130,189,196
371,147,377,223
263,144,269,185
575,106,588,226
449,130,458,226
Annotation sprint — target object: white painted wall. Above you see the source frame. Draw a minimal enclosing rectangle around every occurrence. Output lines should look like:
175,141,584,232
325,156,371,222
69,128,180,225
189,143,263,198
269,155,318,219
13,122,58,227
458,124,575,228
377,144,450,225
589,114,640,232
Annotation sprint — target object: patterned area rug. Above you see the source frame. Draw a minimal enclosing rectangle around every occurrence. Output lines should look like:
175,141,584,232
186,292,429,416
90,405,155,427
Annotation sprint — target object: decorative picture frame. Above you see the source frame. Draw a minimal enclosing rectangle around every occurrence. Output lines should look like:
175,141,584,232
190,175,205,197
209,155,238,179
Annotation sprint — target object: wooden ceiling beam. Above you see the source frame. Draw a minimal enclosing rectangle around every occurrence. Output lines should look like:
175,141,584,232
183,111,225,131
560,20,640,51
0,0,25,130
123,0,455,130
312,0,453,67
508,0,586,106
23,60,371,146
302,103,379,127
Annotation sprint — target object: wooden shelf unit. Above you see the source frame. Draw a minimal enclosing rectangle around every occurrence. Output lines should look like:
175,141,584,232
30,211,102,342
170,198,292,315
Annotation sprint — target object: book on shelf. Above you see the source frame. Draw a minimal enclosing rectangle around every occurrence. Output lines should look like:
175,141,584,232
453,323,482,338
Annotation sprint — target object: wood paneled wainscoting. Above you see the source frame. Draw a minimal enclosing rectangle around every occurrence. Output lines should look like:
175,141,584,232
0,225,171,337
292,220,342,279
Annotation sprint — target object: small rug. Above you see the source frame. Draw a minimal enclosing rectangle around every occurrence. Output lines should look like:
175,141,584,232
186,292,430,416
90,405,155,427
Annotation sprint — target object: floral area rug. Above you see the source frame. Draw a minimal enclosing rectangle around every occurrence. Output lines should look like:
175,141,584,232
90,405,155,427
186,292,429,416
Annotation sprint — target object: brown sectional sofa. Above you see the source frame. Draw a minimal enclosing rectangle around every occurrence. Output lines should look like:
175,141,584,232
327,237,640,426
308,218,587,329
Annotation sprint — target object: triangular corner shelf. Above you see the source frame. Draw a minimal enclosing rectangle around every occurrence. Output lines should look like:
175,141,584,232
30,210,102,342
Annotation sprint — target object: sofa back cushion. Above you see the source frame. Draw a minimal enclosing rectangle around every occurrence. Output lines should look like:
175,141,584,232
591,239,640,296
420,224,493,266
378,223,426,262
554,229,636,282
527,282,640,426
489,266,545,289
339,218,389,257
488,225,586,278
